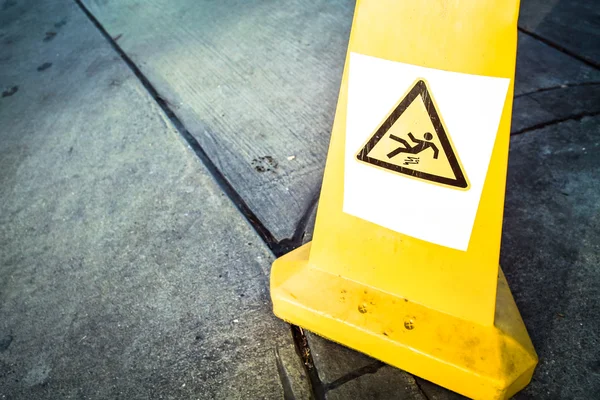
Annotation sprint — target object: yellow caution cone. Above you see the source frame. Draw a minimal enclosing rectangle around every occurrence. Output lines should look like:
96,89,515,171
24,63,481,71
271,0,537,398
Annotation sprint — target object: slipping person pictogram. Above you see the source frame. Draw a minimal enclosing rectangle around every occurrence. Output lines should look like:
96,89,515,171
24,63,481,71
356,79,469,189
387,132,439,160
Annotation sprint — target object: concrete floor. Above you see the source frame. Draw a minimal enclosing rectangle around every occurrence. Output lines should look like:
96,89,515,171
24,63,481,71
1,0,599,399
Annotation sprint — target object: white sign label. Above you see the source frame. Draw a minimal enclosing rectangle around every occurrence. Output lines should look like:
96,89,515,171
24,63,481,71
343,53,510,251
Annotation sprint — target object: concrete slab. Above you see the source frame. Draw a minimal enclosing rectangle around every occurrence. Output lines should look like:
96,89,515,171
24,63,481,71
306,331,377,386
511,83,600,134
504,116,600,399
512,33,600,134
326,365,426,400
513,34,599,97
519,0,600,67
80,0,355,242
306,331,468,400
0,1,307,398
413,378,466,400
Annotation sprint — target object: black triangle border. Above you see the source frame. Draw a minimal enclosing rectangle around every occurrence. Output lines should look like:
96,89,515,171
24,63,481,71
356,79,468,189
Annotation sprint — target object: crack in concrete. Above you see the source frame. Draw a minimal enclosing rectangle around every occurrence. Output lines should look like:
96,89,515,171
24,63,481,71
277,189,320,256
518,27,599,70
324,361,386,392
514,82,600,99
275,347,297,400
291,325,326,400
72,0,283,254
412,377,431,400
512,111,600,135
74,2,332,397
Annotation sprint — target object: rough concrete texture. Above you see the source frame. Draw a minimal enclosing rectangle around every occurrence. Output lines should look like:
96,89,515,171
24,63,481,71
504,117,600,399
413,378,466,400
511,84,600,134
512,33,600,134
326,365,426,400
519,0,599,67
80,0,354,242
276,343,313,400
306,331,468,400
513,34,599,97
306,331,376,386
0,0,305,399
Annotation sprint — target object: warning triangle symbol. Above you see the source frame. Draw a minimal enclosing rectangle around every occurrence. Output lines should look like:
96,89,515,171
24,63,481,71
356,79,469,189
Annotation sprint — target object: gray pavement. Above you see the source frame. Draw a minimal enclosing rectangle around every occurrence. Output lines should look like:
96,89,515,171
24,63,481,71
1,0,599,399
80,0,353,243
504,117,600,399
0,1,307,398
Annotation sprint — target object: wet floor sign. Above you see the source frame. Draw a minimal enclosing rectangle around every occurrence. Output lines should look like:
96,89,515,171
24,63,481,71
344,52,511,251
271,1,537,399
356,79,469,190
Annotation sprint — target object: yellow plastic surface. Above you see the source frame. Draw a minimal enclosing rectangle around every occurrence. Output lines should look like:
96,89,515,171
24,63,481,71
271,0,537,398
272,245,537,399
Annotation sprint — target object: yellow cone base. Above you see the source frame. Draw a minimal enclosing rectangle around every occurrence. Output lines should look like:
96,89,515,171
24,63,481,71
271,243,538,400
